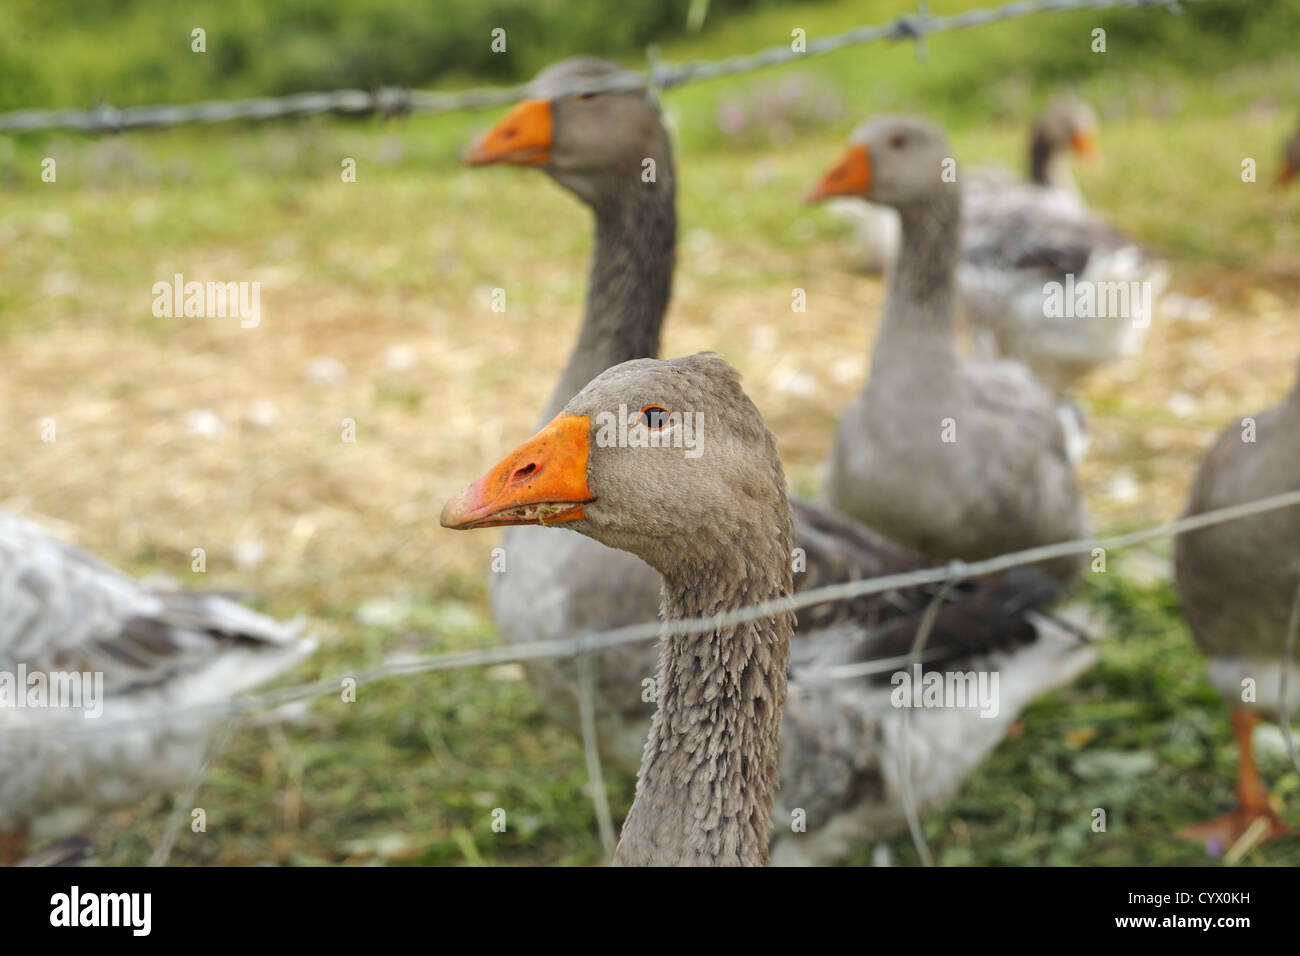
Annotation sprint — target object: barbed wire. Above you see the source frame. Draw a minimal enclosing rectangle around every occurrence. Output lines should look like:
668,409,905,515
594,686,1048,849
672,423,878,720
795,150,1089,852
0,0,1193,135
7,483,1299,742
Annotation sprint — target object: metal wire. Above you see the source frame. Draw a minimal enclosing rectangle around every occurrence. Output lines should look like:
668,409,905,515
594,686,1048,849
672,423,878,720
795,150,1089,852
0,0,1194,134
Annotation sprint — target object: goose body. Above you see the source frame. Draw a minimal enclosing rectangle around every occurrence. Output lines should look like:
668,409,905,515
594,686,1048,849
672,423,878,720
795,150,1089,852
1173,361,1300,847
809,116,1088,581
0,511,316,860
777,590,1094,865
831,102,1164,391
958,178,1168,391
777,498,1095,862
444,353,1096,865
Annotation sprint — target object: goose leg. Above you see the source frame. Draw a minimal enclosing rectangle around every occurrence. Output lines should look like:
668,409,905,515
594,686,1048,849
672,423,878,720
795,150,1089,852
0,826,30,866
1178,707,1289,851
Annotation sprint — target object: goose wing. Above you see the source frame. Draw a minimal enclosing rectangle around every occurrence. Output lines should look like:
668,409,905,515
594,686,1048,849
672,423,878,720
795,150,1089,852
776,564,1094,864
0,511,313,698
962,182,1131,278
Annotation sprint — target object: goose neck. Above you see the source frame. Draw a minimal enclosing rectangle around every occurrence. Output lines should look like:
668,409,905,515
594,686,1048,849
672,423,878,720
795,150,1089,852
875,191,961,353
541,175,676,425
1029,130,1059,187
613,524,794,866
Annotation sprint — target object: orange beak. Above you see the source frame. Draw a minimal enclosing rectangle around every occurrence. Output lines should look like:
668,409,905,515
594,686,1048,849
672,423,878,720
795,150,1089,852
441,415,593,530
462,99,554,167
806,144,872,202
1276,160,1297,187
1070,129,1100,163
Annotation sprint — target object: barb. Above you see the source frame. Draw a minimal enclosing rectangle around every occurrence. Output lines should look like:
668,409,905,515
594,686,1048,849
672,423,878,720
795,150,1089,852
0,0,1194,134
902,1,933,61
5,484,1300,742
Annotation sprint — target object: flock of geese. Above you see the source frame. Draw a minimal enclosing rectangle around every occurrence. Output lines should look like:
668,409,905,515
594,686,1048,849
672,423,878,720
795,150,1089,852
1,55,1298,867
444,58,1300,866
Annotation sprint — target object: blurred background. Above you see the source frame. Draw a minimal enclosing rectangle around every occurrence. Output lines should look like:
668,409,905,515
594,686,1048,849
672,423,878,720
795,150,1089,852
1,0,1299,865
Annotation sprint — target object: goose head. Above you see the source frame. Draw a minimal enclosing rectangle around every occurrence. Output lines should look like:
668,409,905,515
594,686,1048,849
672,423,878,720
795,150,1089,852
1035,98,1100,162
462,57,671,208
805,115,955,212
441,353,788,577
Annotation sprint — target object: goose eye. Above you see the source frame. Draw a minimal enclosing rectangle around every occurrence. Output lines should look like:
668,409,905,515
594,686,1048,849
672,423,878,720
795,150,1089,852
888,133,906,149
575,91,598,100
640,405,670,430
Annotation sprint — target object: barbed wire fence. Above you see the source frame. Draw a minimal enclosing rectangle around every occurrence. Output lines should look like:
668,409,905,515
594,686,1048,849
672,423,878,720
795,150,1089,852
0,0,1193,135
7,0,1285,868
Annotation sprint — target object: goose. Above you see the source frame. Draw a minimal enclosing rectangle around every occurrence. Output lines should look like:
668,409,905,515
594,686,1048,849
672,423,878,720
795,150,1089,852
958,175,1167,393
1022,96,1099,199
1173,356,1300,850
832,100,1098,276
807,116,1089,583
442,353,1096,865
951,97,1166,390
0,510,316,864
828,103,1164,391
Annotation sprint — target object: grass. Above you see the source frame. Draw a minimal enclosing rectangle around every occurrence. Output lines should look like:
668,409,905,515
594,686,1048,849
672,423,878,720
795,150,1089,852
2,0,1300,865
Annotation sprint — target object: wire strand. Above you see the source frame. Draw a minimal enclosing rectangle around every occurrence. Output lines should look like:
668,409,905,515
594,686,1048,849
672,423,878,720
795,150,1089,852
0,0,1193,134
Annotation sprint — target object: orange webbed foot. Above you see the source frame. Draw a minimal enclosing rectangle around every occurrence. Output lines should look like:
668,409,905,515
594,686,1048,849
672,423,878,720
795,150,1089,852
1177,806,1289,856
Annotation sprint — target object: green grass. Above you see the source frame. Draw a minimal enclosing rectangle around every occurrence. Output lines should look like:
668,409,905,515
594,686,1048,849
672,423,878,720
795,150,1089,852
3,0,1300,866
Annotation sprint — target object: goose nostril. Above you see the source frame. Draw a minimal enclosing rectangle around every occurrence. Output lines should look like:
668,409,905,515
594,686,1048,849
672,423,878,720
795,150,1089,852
511,463,537,483
502,127,517,140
